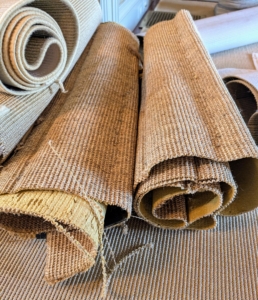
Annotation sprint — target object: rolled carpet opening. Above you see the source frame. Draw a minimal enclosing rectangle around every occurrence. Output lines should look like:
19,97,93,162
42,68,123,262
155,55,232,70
196,8,258,147
0,23,139,283
134,10,258,230
0,0,102,163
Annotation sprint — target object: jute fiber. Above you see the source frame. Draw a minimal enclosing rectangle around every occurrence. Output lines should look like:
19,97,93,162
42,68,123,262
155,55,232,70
0,23,139,286
0,0,102,163
134,10,258,230
1,210,257,299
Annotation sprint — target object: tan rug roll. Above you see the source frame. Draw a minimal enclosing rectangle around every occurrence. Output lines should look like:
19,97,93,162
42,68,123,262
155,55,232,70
207,10,258,147
0,23,139,287
0,0,102,163
134,10,258,230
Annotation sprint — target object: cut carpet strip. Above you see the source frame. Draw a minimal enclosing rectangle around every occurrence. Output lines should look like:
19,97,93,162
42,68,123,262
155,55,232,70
0,0,102,163
0,23,139,286
134,10,258,229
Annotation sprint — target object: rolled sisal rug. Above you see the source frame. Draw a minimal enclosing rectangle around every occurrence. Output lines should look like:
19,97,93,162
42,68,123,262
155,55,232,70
0,22,139,291
0,0,102,163
196,8,258,145
134,10,258,230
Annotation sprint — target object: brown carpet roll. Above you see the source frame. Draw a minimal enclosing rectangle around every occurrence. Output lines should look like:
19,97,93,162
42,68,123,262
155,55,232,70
0,23,139,286
134,10,258,230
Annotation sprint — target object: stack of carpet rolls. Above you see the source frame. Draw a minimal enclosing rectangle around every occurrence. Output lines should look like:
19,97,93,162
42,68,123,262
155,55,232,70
1,1,258,292
0,0,140,292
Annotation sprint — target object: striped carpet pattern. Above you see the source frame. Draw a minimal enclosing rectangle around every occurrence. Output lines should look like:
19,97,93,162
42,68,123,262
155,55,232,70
1,209,257,300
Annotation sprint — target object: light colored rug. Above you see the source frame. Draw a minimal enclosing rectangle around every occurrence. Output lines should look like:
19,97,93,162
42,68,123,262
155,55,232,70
197,7,258,145
0,0,101,163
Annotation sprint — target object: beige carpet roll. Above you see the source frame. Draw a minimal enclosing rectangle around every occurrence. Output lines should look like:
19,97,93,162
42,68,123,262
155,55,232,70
0,0,102,163
134,10,258,230
201,9,258,148
0,23,139,287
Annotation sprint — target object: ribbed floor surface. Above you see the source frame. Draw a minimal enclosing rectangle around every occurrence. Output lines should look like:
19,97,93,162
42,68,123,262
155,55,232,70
1,210,257,300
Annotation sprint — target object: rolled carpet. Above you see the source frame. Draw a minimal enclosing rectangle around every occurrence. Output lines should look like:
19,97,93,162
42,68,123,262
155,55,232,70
0,22,139,288
196,8,258,145
195,6,258,55
214,0,258,15
134,10,258,230
0,0,102,163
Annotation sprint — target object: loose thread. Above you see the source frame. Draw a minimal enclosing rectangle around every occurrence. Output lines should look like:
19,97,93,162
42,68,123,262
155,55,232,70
131,215,145,221
48,219,95,266
103,233,117,266
122,223,128,235
106,243,154,287
56,79,68,93
48,140,107,298
48,141,154,298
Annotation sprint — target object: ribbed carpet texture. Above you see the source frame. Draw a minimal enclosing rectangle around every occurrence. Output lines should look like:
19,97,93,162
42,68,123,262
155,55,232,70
134,11,258,230
1,4,258,300
1,211,257,300
0,21,139,294
0,0,101,162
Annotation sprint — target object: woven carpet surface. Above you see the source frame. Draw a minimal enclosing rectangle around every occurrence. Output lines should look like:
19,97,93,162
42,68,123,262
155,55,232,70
1,209,257,300
0,0,101,162
134,10,258,230
0,22,139,287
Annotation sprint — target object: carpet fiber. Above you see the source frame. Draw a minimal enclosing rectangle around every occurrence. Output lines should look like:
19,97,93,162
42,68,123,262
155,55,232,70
0,0,101,162
134,10,258,230
0,210,257,300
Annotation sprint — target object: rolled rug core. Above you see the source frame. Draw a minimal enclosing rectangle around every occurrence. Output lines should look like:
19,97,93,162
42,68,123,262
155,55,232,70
1,6,67,93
